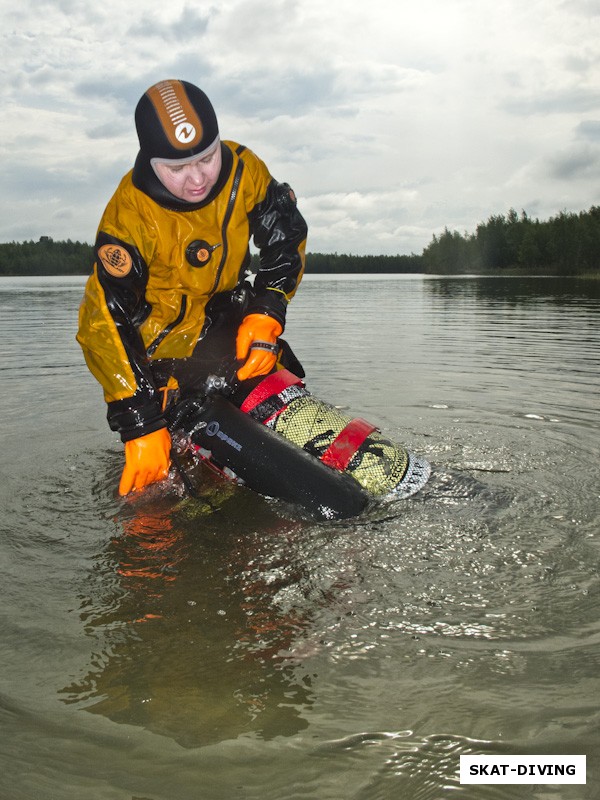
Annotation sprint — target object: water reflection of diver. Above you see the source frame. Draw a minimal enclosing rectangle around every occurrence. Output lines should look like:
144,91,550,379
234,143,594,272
61,500,314,746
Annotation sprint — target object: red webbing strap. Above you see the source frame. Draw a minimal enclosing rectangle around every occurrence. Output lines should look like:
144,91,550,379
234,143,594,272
240,369,304,413
321,418,378,472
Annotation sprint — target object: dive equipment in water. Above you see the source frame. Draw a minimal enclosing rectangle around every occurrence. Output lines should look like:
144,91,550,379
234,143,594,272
170,393,370,519
240,370,431,499
169,370,430,519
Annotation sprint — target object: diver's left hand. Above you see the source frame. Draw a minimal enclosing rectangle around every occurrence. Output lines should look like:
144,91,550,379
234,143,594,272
118,427,172,496
236,313,283,381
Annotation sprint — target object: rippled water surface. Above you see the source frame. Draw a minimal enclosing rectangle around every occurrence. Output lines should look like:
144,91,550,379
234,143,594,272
1,274,599,799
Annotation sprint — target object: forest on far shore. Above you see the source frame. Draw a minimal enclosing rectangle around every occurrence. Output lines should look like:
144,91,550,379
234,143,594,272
0,206,598,276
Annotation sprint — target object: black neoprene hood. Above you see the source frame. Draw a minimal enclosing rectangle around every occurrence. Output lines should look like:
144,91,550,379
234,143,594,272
135,79,219,160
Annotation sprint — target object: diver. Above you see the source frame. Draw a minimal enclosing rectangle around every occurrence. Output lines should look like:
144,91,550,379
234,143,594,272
77,79,308,496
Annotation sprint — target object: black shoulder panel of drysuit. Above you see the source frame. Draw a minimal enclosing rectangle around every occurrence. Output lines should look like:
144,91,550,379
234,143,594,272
94,231,166,441
247,179,308,327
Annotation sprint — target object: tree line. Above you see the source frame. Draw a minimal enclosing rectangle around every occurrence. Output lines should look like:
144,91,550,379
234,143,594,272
251,251,422,274
421,206,600,275
0,238,423,276
1,206,598,276
0,237,94,276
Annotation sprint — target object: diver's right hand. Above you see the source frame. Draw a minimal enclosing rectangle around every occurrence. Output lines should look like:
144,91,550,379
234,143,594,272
236,313,283,381
118,427,172,496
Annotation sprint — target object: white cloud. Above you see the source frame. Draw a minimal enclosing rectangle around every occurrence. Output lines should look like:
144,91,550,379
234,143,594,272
0,0,599,253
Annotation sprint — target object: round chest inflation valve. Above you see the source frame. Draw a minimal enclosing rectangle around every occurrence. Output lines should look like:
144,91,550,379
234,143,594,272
185,239,221,267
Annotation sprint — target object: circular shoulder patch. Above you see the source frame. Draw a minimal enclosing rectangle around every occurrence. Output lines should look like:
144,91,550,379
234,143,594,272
98,244,133,278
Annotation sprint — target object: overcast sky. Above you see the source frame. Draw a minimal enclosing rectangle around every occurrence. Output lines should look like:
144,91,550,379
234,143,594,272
2,0,599,255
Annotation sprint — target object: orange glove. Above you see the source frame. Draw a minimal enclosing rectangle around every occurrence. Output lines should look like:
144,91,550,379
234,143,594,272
236,313,283,381
118,427,172,496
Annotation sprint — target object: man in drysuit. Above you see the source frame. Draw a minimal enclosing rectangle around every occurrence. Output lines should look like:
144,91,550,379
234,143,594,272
77,79,307,495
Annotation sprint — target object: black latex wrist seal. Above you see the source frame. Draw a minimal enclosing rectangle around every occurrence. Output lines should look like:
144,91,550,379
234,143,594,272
246,290,287,328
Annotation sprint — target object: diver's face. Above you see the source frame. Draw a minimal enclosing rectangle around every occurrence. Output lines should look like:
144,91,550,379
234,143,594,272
153,143,222,202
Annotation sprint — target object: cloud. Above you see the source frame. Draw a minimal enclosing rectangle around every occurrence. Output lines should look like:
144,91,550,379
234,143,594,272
547,144,600,180
576,119,600,140
302,186,438,255
218,67,342,120
127,4,212,40
502,88,600,117
560,0,600,16
1,0,600,253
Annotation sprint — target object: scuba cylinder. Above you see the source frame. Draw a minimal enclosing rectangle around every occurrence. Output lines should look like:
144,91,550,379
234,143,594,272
239,370,431,500
168,370,430,519
169,390,370,519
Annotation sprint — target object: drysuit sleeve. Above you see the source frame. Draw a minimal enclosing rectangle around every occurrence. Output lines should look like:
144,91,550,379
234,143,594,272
247,179,307,327
77,232,166,442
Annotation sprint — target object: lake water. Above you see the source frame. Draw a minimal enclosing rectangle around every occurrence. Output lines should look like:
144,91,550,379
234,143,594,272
1,273,598,799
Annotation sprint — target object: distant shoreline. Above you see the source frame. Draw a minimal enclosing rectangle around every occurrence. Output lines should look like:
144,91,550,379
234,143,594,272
1,205,598,277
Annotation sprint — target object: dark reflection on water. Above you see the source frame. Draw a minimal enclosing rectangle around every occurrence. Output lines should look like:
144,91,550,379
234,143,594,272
423,274,600,302
59,471,317,746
